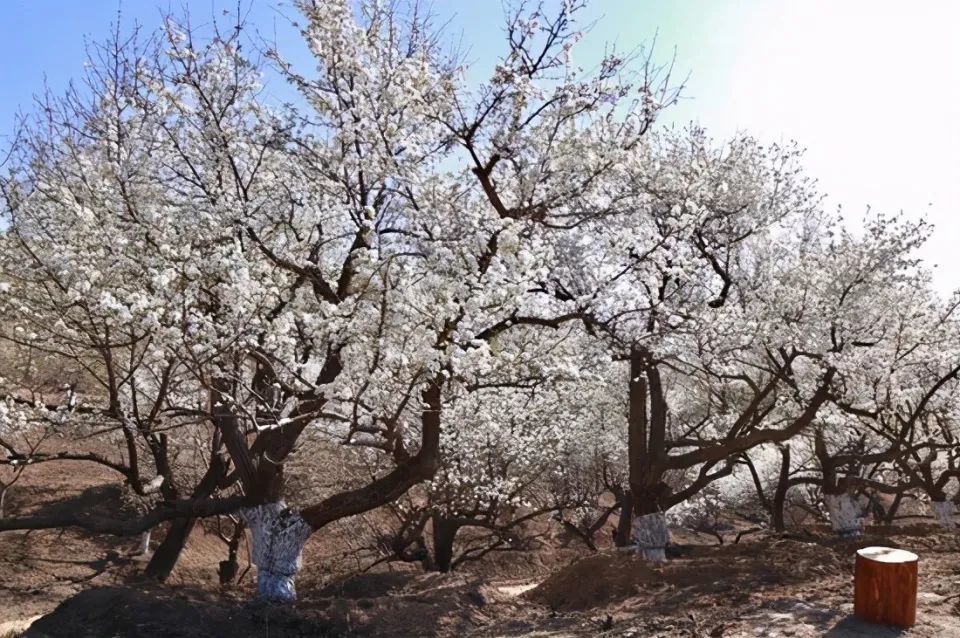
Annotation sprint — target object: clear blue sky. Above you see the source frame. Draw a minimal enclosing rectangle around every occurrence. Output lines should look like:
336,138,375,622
3,1,958,292
0,1,694,124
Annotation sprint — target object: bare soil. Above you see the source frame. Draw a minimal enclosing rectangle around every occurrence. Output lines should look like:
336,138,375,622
2,459,959,637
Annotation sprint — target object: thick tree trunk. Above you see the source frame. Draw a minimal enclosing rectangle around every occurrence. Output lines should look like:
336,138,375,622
431,515,458,573
631,512,669,562
624,348,674,558
144,518,197,581
771,445,791,533
930,500,956,530
614,489,633,547
824,492,862,537
815,429,862,538
241,502,312,601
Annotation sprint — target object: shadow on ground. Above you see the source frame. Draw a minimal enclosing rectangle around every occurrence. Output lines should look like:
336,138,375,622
824,615,908,637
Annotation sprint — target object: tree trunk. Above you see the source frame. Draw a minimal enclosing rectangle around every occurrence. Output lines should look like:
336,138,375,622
143,445,227,581
614,489,633,547
144,518,196,581
241,502,312,601
824,492,862,537
219,519,246,585
431,514,458,573
854,546,918,628
625,347,672,558
771,445,791,533
631,512,669,562
882,492,905,525
137,530,152,555
930,500,956,530
814,429,861,538
741,453,769,512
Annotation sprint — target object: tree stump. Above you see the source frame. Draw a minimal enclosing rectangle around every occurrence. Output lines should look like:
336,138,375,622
854,546,918,628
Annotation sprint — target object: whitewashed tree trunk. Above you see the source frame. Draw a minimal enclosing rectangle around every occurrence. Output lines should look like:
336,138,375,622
824,493,863,536
240,502,313,602
930,500,956,530
632,512,669,562
137,530,152,555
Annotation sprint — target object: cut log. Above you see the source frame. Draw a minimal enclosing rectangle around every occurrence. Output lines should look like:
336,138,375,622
854,546,918,628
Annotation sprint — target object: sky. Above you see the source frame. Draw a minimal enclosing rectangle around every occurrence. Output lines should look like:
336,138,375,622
1,0,958,293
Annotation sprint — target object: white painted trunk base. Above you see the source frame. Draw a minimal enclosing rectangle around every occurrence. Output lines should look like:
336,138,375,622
931,501,956,530
137,530,151,555
632,512,669,562
241,502,312,601
824,493,862,536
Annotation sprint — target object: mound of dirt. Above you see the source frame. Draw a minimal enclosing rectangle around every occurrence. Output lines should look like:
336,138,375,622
22,574,495,638
526,551,662,611
23,585,381,638
525,537,857,614
316,570,416,599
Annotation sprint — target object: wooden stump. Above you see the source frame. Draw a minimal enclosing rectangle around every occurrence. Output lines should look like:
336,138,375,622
854,546,918,628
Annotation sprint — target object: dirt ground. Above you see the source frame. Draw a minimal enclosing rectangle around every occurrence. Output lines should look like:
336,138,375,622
1,461,959,637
